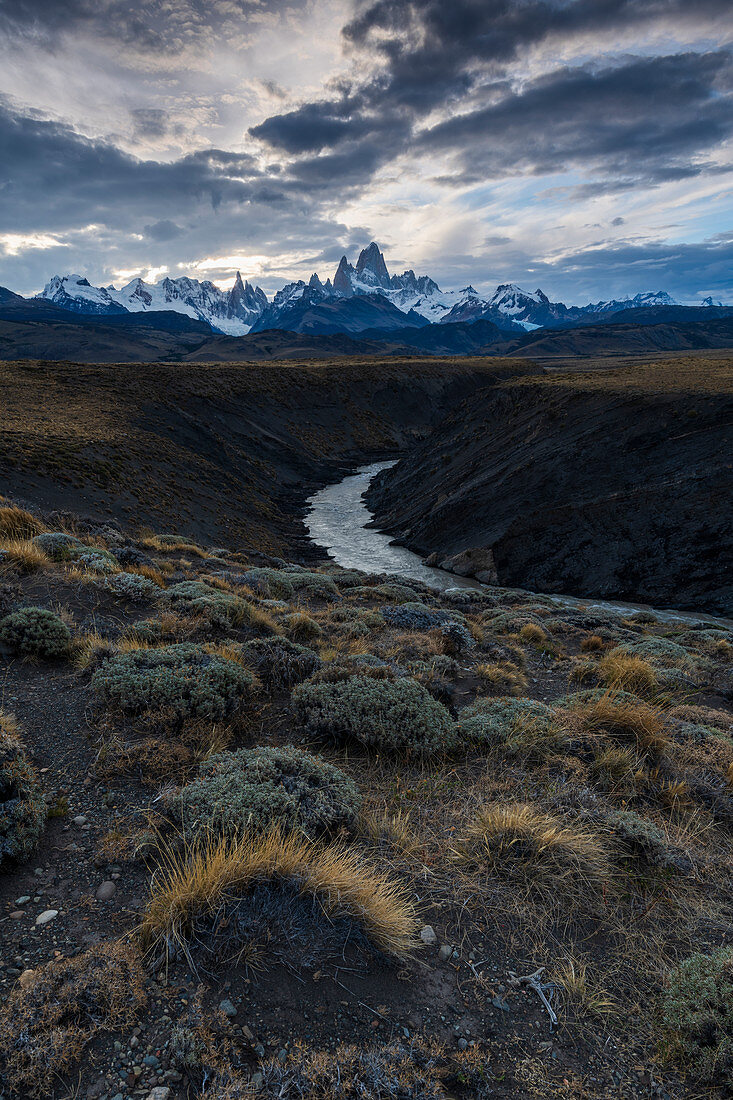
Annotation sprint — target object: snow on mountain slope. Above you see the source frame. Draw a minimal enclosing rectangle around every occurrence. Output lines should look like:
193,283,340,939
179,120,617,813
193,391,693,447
40,272,267,334
36,246,694,337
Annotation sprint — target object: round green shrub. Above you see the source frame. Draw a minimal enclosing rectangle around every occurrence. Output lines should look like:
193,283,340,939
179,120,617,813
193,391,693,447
240,569,295,600
0,719,46,865
612,637,695,668
242,638,321,689
0,607,71,659
662,948,733,1083
91,643,255,721
292,674,457,757
168,745,361,839
458,697,557,746
106,573,160,601
32,532,82,560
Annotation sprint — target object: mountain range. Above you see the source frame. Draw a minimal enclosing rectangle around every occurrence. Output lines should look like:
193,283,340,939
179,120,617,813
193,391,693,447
26,243,719,337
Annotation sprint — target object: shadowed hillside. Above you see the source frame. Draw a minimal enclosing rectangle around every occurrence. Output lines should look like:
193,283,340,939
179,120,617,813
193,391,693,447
366,356,733,614
0,357,535,556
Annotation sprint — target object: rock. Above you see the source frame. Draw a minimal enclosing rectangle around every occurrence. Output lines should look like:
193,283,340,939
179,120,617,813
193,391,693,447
219,998,237,1018
419,925,437,945
9,911,26,920
457,1037,468,1051
14,896,30,906
95,880,117,901
438,944,453,962
35,909,58,926
73,815,88,826
251,1072,264,1090
438,546,498,583
19,969,36,989
143,1054,160,1068
145,1089,171,1100
86,1079,107,1099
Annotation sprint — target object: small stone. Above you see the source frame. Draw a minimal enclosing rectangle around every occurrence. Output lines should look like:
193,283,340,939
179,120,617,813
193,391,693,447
219,998,237,1018
419,925,437,946
73,815,88,826
457,1037,468,1051
250,1072,264,1090
145,1089,170,1100
438,945,452,962
35,909,58,926
95,881,117,901
14,896,30,906
143,1055,159,1069
9,911,25,920
19,969,36,989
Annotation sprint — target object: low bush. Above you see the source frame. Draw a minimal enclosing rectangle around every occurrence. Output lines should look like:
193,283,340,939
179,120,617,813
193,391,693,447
613,637,695,669
458,697,559,755
239,568,294,599
280,611,322,642
0,713,46,865
439,620,476,655
106,571,160,601
285,570,340,600
91,643,255,721
380,603,453,631
242,637,321,688
78,550,117,575
662,948,733,1084
0,942,146,1094
168,745,361,839
32,531,82,560
140,830,418,962
0,606,71,659
608,810,689,871
293,674,457,757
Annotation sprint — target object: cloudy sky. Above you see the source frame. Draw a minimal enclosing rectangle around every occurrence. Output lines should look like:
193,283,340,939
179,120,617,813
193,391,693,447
1,0,732,302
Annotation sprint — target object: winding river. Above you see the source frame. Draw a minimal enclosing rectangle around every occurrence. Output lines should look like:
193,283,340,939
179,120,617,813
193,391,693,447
305,461,732,629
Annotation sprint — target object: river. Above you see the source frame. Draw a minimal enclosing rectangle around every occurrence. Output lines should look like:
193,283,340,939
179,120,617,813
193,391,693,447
305,460,732,629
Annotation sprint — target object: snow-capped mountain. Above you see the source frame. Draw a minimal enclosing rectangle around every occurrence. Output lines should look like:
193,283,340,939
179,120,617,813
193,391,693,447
37,245,696,338
40,271,267,334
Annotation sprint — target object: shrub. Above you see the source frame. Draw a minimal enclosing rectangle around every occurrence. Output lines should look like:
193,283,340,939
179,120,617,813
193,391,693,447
380,603,453,631
78,550,117,575
608,810,689,871
662,948,733,1083
349,583,421,603
239,568,295,600
242,637,321,688
0,713,46,865
281,611,322,642
519,622,548,646
595,652,658,694
168,745,361,840
31,531,82,560
613,637,695,669
285,570,340,600
140,830,419,961
293,675,457,757
439,620,476,655
0,942,146,1094
106,571,160,601
113,545,151,568
91,643,255,721
454,802,611,899
0,606,71,659
163,581,268,632
459,697,558,749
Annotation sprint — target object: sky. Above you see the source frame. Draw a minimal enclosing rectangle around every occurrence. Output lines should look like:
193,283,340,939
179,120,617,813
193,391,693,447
0,0,732,304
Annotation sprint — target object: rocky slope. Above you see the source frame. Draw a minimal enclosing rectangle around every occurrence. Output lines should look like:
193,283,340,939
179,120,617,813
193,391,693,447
366,358,733,615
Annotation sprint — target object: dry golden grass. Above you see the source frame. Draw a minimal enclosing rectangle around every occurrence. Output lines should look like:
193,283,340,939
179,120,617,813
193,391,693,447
72,629,114,670
552,954,618,1019
453,802,612,898
597,652,658,694
140,534,209,557
519,622,548,646
140,829,419,959
281,610,323,643
475,660,528,695
581,634,605,653
0,537,50,573
127,562,167,587
575,692,668,755
0,504,45,541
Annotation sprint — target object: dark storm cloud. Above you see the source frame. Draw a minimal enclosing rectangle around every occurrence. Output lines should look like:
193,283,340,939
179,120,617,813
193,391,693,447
420,52,733,187
0,99,291,235
130,109,170,140
251,0,732,191
143,219,184,241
